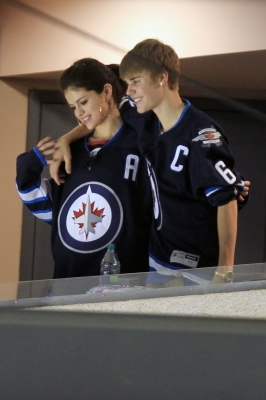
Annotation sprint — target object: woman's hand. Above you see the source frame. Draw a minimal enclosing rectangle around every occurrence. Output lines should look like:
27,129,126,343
36,136,56,163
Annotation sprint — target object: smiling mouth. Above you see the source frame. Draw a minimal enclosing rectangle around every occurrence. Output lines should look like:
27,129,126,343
134,97,143,103
83,116,91,123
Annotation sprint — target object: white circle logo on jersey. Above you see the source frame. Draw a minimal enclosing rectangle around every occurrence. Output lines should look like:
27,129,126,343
58,182,123,253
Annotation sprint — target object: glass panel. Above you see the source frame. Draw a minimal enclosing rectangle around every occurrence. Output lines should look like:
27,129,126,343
1,262,266,309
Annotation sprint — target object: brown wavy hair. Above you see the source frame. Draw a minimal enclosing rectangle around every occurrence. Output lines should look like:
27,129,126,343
119,39,180,90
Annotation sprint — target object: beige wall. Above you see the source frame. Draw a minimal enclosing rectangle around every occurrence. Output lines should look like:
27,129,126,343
0,0,265,283
0,78,58,290
1,0,266,77
0,80,27,284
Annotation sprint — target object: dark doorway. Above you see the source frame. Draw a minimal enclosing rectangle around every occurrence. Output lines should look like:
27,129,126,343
20,90,77,281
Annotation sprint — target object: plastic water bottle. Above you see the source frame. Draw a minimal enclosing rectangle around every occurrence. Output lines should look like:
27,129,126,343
100,243,121,284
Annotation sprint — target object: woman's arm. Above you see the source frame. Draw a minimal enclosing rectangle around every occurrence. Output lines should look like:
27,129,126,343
16,136,56,224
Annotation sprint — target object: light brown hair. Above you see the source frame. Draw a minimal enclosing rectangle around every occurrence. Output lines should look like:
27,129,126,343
119,39,180,90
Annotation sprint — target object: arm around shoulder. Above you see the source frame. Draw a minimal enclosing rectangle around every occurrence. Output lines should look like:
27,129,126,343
50,124,90,184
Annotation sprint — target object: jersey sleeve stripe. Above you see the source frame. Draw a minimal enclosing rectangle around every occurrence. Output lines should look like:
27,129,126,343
204,186,223,197
19,197,50,205
149,254,184,274
16,177,53,223
16,178,52,202
33,146,48,167
32,210,52,222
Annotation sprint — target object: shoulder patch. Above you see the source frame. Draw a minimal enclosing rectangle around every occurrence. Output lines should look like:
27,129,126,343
198,128,217,135
192,131,221,141
192,131,221,146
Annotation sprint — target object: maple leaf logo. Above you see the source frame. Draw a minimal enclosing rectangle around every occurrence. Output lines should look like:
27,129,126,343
72,186,105,239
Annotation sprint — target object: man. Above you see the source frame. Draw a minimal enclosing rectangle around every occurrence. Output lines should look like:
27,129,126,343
119,39,250,284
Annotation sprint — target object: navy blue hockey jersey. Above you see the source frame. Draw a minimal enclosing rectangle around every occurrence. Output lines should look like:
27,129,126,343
126,99,245,273
16,117,152,278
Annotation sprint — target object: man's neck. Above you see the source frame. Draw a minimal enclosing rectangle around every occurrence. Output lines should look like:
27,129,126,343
154,90,184,133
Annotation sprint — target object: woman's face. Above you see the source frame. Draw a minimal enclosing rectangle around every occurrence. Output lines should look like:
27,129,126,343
64,87,106,130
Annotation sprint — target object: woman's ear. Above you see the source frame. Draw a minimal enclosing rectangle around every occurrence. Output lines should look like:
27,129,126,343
103,83,112,101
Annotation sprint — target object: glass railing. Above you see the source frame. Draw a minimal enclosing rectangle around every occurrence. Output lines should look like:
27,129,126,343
1,262,266,309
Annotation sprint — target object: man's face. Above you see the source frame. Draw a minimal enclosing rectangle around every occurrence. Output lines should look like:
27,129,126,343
124,71,163,113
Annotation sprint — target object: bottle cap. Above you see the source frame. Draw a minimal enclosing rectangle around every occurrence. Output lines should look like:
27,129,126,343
107,243,115,250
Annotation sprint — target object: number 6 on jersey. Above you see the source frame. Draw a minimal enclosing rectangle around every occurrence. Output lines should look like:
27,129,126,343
215,160,236,184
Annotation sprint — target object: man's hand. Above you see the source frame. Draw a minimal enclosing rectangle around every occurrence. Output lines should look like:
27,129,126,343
49,135,72,185
238,180,250,202
211,266,234,284
49,124,89,185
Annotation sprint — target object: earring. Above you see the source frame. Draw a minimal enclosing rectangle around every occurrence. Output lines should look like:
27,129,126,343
160,81,163,86
107,100,114,117
99,100,105,118
99,99,113,119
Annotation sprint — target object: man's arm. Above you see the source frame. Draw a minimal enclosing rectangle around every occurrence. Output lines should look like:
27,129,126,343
212,199,237,283
217,199,237,267
50,124,89,185
50,96,138,184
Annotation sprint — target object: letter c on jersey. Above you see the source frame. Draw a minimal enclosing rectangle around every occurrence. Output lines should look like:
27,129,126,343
170,145,189,172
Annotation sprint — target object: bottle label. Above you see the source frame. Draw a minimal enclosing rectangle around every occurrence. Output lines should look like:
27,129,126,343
110,275,118,283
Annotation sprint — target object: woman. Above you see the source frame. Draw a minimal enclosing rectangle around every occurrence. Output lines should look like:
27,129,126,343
16,58,151,278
